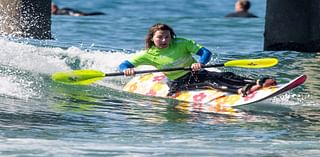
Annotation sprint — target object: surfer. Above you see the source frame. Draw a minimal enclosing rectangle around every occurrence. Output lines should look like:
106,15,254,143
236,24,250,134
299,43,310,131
118,23,276,97
51,3,105,16
225,0,258,18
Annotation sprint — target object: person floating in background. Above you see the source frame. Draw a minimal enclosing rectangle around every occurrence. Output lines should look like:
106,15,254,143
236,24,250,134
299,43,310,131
51,3,105,16
118,23,276,97
225,0,258,18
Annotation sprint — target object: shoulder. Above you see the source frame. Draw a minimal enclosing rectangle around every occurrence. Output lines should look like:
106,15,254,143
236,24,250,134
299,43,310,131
225,12,258,18
225,12,239,17
173,37,189,42
171,38,198,48
172,38,203,52
247,12,258,18
172,38,196,45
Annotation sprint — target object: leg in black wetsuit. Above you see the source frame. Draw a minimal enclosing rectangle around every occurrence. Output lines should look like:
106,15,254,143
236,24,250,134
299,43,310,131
167,70,257,96
205,71,257,93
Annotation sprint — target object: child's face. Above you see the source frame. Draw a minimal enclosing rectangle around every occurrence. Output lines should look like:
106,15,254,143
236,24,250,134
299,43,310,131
152,30,172,49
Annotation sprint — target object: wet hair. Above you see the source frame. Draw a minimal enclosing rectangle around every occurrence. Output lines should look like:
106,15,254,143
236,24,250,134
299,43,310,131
51,3,59,14
144,23,176,49
238,0,251,11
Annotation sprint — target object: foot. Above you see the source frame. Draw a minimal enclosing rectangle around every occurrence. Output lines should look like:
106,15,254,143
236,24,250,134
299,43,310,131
238,78,277,97
259,78,277,87
238,84,260,97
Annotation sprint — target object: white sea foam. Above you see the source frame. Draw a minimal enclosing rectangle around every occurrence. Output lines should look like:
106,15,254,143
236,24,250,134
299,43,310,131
0,38,139,96
0,75,37,99
0,39,137,74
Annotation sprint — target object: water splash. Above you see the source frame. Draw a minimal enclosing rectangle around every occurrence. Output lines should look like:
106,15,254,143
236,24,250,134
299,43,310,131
0,75,37,100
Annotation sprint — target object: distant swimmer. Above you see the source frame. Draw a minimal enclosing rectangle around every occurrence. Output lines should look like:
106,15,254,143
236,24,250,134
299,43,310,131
225,0,258,18
51,3,105,16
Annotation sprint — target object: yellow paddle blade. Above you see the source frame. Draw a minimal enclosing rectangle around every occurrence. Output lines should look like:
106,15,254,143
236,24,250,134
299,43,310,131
52,70,105,85
224,58,278,68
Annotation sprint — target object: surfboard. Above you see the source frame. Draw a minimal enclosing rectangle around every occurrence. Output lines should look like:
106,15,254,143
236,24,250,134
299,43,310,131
123,73,307,114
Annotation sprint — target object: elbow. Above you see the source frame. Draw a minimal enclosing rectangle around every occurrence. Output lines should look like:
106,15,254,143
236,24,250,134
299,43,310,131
197,47,212,64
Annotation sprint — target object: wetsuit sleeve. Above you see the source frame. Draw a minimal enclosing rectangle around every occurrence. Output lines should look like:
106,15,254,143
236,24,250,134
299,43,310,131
118,60,135,72
196,47,212,64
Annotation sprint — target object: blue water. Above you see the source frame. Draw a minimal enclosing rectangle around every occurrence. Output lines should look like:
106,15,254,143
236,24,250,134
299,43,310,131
1,0,320,156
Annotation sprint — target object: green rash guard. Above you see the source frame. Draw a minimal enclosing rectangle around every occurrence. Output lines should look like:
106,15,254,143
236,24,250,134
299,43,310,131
129,38,203,80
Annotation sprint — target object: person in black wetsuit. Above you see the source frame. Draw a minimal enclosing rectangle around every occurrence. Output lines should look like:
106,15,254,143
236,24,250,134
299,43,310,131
51,3,105,16
225,0,257,18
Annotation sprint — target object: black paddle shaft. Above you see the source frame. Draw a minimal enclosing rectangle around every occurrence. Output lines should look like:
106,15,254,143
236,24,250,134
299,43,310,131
104,64,224,77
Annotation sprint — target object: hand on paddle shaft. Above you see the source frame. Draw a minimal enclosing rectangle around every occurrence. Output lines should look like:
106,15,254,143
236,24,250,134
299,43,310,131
123,68,135,76
52,58,278,85
191,63,203,71
123,63,203,76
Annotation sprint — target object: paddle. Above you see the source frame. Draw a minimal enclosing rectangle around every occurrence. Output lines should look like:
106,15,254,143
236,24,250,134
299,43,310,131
52,58,278,85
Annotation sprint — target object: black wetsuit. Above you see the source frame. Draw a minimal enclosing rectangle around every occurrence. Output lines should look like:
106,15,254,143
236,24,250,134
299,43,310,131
225,11,257,18
167,70,256,96
55,8,105,16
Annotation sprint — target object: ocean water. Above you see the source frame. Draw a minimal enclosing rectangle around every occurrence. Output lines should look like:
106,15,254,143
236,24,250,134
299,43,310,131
1,0,320,156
